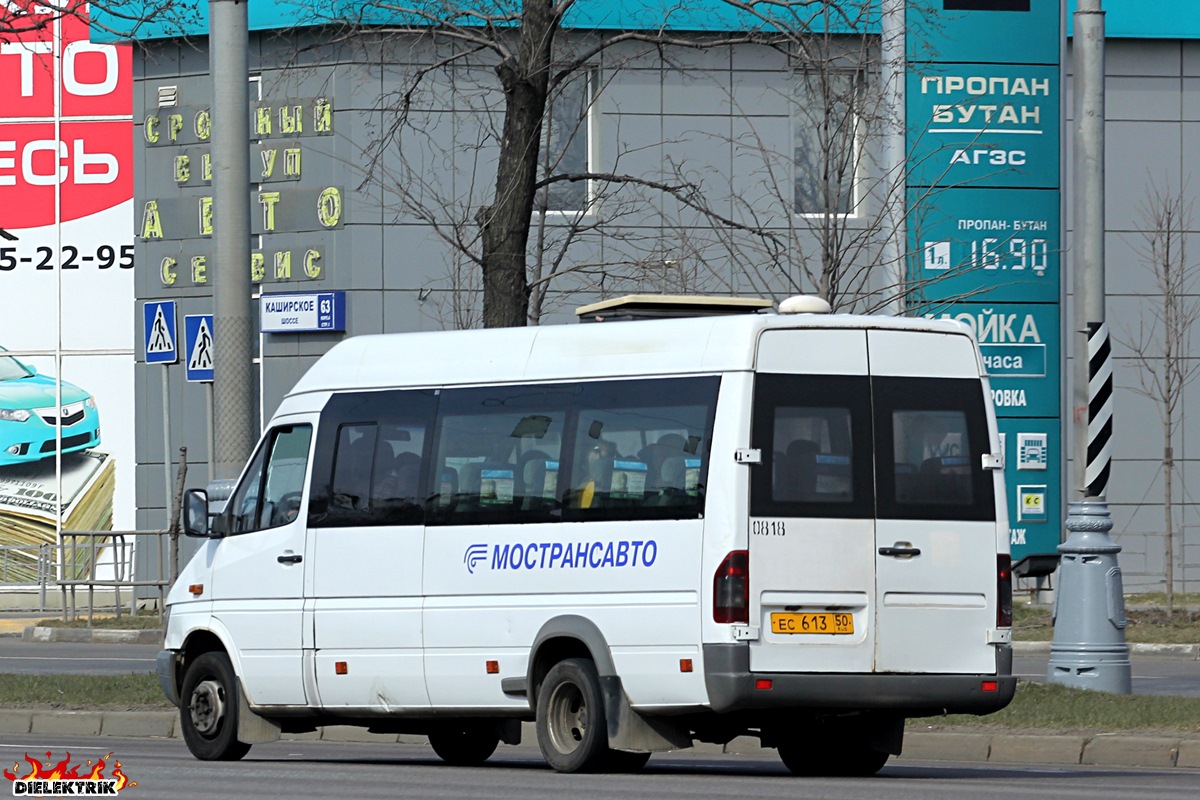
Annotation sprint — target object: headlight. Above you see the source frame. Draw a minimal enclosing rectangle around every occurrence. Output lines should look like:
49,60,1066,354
0,409,31,422
85,397,96,410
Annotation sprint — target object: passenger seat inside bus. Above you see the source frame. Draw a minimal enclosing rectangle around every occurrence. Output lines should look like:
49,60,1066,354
638,433,688,499
781,438,820,502
331,435,376,512
519,450,553,510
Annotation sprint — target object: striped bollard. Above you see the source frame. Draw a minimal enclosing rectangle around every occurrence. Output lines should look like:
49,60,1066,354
1047,323,1131,693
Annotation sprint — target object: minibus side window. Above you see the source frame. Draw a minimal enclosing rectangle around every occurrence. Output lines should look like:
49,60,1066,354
750,374,874,519
330,424,378,518
428,386,571,526
307,390,438,528
561,376,719,522
228,424,313,534
873,377,995,522
371,423,427,525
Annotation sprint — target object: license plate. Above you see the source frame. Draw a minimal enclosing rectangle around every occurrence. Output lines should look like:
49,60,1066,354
770,612,855,635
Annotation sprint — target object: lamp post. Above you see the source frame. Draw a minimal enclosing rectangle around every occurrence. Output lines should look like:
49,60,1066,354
1046,0,1131,695
208,0,256,479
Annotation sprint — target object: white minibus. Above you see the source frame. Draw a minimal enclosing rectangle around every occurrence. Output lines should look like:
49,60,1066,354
160,295,1015,775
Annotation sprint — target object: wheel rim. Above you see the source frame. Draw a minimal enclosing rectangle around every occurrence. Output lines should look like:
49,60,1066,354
189,678,226,737
546,681,588,756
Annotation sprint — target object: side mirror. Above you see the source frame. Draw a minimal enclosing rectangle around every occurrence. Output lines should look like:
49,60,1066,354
182,489,211,537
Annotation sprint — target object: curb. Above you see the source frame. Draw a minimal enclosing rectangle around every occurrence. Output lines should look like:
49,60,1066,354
0,712,1196,769
1012,640,1200,659
20,626,163,645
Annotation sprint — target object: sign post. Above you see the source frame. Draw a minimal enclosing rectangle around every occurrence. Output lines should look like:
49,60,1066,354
144,302,178,365
143,301,178,533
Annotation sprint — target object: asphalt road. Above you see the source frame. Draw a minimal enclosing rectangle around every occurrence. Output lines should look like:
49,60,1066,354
0,735,1195,800
0,640,154,675
1,640,1197,697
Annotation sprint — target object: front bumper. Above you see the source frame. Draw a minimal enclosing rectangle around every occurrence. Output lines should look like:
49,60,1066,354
703,643,1016,716
157,650,180,707
0,416,100,465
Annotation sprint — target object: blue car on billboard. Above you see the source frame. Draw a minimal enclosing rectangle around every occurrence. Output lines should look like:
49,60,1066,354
0,348,100,467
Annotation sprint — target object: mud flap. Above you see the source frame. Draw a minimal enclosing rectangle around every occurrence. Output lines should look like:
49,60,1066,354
600,676,692,753
498,718,522,746
236,680,282,744
870,714,905,756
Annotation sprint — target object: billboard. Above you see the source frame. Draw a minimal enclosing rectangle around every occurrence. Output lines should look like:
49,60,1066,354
906,0,1062,572
0,8,135,561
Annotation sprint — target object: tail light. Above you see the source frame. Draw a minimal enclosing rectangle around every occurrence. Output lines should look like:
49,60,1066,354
713,550,749,624
997,554,1013,627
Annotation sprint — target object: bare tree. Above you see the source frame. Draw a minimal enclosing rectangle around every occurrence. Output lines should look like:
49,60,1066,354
274,0,1016,332
1120,181,1200,617
298,1,963,327
0,1,190,40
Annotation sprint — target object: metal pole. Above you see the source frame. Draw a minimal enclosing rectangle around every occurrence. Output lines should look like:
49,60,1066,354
1047,0,1131,694
161,366,173,594
880,0,906,314
209,0,256,480
206,382,215,483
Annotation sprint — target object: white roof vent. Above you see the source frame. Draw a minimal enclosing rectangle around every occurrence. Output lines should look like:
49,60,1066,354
778,295,832,314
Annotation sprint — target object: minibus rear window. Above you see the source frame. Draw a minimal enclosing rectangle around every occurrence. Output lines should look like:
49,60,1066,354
873,377,995,522
750,374,874,519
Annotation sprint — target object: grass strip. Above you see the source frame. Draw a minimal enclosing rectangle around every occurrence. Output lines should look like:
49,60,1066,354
0,674,171,710
920,680,1200,734
33,614,164,631
1014,605,1200,644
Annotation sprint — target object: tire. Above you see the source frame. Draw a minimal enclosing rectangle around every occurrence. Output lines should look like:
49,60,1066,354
428,727,500,766
536,658,610,773
777,740,889,777
602,749,652,773
179,651,252,761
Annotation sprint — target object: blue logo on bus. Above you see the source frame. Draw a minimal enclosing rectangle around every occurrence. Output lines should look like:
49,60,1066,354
463,540,658,573
463,544,489,574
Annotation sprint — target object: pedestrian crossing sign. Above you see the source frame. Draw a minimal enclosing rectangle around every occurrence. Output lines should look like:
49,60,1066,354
184,314,215,383
143,301,178,364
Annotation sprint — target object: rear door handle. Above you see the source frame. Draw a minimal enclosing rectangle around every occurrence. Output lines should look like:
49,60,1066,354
878,546,921,558
277,553,303,564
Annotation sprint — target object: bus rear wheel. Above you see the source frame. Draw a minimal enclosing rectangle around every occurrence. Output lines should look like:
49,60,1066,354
536,658,609,773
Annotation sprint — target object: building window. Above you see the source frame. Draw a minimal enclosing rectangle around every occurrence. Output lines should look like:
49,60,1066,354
794,70,863,217
539,70,594,214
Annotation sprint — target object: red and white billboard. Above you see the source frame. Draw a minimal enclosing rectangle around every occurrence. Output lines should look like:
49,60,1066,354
0,5,134,549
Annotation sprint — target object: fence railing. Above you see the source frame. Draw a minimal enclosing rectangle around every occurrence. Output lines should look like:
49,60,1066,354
0,543,55,610
0,531,178,624
56,529,177,625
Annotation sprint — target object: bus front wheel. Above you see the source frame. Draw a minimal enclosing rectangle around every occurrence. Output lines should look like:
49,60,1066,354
179,651,252,761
